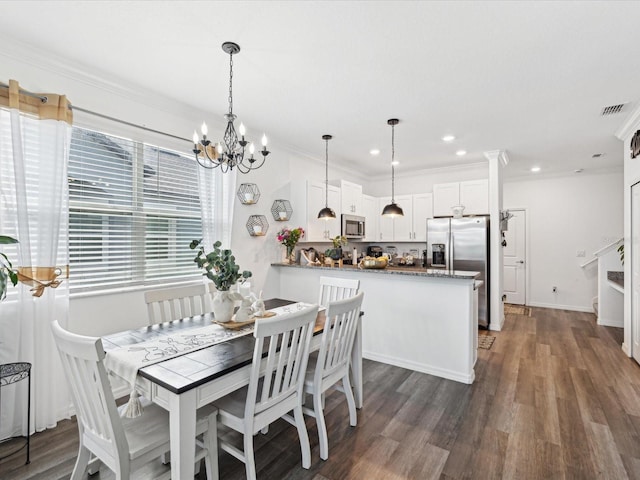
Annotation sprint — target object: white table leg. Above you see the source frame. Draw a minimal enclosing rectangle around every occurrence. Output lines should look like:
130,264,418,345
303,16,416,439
169,389,197,479
351,316,363,408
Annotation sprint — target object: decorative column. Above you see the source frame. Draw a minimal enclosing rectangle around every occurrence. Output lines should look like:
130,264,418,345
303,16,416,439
484,149,509,331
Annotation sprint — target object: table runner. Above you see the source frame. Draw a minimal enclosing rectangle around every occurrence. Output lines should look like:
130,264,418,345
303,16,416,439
105,302,314,417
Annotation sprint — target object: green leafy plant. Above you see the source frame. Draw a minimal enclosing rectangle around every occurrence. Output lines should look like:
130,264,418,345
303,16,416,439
0,235,19,301
190,239,252,291
331,235,348,249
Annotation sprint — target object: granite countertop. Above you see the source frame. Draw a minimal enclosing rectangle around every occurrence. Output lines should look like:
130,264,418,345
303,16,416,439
607,271,624,289
271,262,480,280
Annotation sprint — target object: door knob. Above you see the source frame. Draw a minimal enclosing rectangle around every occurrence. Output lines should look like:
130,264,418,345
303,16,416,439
516,260,524,264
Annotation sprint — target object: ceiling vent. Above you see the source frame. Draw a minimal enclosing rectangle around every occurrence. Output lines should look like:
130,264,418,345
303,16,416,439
601,104,626,116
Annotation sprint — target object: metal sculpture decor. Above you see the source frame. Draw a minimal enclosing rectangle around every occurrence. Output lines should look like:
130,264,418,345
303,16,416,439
246,215,269,236
237,183,261,205
192,42,270,173
271,199,293,221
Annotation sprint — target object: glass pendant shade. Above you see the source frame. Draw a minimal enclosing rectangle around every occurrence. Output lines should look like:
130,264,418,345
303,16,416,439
318,134,336,220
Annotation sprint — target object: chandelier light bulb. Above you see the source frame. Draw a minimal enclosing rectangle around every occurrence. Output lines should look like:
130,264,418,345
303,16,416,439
239,123,246,136
217,143,223,154
201,122,208,136
192,131,199,144
261,134,268,147
249,143,255,154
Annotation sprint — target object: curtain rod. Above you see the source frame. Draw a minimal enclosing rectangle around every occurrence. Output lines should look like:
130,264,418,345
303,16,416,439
0,82,191,144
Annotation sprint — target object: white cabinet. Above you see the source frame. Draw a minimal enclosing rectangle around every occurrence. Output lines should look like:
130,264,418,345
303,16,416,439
412,192,433,241
433,182,461,217
340,180,363,215
433,179,488,217
376,193,432,242
362,194,378,242
301,181,341,242
460,179,489,215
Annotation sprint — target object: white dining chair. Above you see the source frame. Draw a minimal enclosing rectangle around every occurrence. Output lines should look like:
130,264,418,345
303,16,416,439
318,276,360,307
293,291,364,461
144,283,210,325
211,304,319,480
51,321,219,480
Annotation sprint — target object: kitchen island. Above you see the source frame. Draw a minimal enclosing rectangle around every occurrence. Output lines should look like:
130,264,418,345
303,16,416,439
272,262,480,384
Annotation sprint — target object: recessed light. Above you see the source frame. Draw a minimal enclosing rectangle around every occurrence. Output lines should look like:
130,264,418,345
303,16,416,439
531,166,541,172
391,160,400,166
575,168,584,173
455,150,466,156
442,135,455,142
370,149,380,156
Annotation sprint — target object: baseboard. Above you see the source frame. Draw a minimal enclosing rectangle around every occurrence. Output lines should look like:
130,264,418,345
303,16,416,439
597,316,624,328
622,342,631,357
363,350,475,385
527,301,594,313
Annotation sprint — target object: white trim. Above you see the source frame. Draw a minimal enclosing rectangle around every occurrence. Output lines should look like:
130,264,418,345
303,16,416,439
362,351,475,385
615,101,640,140
580,257,598,268
622,342,631,357
484,149,509,167
367,161,489,182
504,165,623,183
594,238,624,257
526,301,594,313
597,315,623,328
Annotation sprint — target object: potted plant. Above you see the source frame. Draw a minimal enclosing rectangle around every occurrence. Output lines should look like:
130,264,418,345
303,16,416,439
276,227,305,264
327,235,348,260
0,235,18,301
190,239,252,322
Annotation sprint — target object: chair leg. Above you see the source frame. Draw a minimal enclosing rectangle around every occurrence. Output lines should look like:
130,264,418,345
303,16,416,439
313,389,329,460
244,432,257,480
204,413,219,480
294,403,312,468
70,445,91,480
343,374,357,427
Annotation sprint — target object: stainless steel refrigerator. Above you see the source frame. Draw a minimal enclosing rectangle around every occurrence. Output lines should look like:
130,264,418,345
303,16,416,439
426,216,490,328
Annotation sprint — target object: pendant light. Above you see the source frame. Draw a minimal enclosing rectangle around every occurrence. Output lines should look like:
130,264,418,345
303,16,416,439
381,119,404,217
317,134,336,219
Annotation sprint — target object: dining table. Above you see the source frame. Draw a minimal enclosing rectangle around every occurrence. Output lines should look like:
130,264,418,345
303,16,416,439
102,298,363,479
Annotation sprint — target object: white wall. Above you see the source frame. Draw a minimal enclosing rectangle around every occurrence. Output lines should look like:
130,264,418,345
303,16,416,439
503,171,623,312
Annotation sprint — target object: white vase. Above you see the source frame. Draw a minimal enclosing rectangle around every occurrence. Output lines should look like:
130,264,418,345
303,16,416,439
212,290,235,323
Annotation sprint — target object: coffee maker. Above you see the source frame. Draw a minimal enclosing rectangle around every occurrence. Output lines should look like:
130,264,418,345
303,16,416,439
366,246,383,258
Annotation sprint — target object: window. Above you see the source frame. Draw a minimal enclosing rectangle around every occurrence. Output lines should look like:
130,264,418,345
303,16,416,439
68,127,202,292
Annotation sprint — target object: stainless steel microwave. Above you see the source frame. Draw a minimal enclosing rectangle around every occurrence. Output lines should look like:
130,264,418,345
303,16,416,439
341,214,365,239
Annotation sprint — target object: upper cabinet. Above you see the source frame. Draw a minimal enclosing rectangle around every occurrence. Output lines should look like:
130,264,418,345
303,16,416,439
362,194,378,242
292,181,341,242
376,193,432,242
340,180,363,215
433,179,488,217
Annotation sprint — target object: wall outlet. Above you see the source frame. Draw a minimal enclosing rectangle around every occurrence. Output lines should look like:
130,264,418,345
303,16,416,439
577,250,586,257
552,286,557,293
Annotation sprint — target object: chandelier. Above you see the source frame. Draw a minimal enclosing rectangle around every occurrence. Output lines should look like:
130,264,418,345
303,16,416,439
192,42,269,173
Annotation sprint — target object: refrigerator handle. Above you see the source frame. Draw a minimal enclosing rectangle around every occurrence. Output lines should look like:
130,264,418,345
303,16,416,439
450,233,454,271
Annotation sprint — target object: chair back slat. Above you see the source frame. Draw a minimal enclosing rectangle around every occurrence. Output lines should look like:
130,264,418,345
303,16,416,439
51,321,127,464
247,305,318,419
318,276,359,308
316,292,364,383
144,284,209,325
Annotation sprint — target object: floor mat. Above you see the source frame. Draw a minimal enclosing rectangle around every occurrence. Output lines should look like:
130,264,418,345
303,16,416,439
478,335,496,350
504,304,532,316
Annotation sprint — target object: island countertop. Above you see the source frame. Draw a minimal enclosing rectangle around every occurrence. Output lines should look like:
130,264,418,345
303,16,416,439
271,262,480,280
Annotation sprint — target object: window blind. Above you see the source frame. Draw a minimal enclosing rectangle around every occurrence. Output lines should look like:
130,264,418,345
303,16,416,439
69,126,202,292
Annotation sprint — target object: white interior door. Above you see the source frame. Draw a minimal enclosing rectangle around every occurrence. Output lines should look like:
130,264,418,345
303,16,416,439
503,209,526,305
632,183,640,364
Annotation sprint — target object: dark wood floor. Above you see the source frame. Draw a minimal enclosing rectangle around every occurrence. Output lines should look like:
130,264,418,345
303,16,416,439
2,307,640,479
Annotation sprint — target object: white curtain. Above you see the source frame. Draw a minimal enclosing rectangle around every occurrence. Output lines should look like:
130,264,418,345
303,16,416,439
0,95,71,437
197,166,237,250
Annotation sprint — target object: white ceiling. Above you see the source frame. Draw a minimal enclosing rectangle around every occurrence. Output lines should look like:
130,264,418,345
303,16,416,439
1,1,638,178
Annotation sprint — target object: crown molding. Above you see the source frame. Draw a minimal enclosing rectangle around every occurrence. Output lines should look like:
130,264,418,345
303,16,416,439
615,101,640,141
503,164,622,183
483,149,509,167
